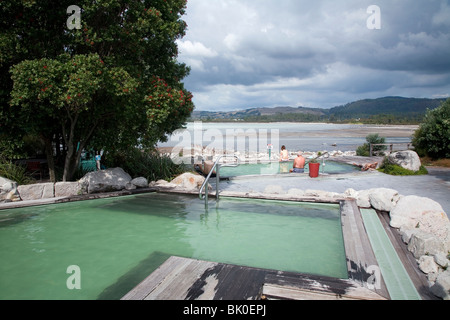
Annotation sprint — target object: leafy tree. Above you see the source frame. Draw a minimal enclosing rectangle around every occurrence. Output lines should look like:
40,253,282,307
412,99,450,159
1,0,194,181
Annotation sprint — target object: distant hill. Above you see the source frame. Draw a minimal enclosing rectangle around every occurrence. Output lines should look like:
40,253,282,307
189,96,447,124
327,96,445,121
191,106,325,121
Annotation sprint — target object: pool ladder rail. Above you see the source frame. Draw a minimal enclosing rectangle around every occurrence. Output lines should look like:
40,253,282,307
199,155,240,206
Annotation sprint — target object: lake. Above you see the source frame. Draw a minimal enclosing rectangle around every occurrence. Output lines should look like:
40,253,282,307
158,122,417,153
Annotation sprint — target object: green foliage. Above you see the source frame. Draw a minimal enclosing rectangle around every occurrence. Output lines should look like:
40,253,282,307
378,158,428,176
356,134,387,156
1,0,194,181
0,157,34,185
412,99,450,159
103,148,189,182
355,145,370,157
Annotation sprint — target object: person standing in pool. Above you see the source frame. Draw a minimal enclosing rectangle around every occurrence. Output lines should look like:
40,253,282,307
279,145,289,161
290,151,306,173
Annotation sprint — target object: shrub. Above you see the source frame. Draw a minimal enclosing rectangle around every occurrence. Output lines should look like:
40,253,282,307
378,158,428,176
356,133,387,156
412,98,450,159
0,157,34,185
103,148,190,182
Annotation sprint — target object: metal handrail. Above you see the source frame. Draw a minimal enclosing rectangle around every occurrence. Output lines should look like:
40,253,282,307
305,151,329,164
199,155,240,206
305,151,329,174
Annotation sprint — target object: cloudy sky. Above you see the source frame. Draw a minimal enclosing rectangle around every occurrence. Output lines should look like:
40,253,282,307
175,0,450,111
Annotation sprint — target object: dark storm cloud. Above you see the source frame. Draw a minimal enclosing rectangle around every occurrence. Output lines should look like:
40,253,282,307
177,0,450,110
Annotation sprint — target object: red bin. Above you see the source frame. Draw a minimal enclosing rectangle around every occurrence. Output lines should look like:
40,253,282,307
308,162,320,178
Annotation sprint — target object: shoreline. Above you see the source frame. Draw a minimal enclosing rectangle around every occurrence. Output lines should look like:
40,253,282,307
157,123,417,156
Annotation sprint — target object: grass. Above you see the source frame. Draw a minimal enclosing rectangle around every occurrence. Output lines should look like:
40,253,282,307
420,157,450,168
0,158,34,185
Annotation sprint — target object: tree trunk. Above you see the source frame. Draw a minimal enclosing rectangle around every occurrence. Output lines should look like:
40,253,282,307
43,136,56,182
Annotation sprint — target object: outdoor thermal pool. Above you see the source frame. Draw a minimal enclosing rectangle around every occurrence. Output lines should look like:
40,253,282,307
0,192,347,300
218,160,359,177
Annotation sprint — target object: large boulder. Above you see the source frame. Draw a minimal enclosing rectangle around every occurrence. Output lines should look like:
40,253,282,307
368,188,400,211
54,181,81,197
355,189,373,208
171,172,206,191
387,150,421,171
79,168,132,194
17,183,54,200
390,195,450,243
130,177,148,188
352,188,399,210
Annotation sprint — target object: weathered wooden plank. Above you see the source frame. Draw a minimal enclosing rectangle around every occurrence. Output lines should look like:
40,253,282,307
340,200,390,299
209,264,267,300
263,273,386,300
144,258,217,300
263,284,372,300
123,256,269,300
121,256,216,300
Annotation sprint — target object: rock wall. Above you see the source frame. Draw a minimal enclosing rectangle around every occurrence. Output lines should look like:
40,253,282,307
0,168,151,203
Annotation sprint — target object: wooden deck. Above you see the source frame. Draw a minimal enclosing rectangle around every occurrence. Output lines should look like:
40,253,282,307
121,256,386,300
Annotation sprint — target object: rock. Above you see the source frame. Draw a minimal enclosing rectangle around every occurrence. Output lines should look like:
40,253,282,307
54,182,80,197
171,172,206,190
344,188,358,199
0,177,16,192
304,189,343,198
0,177,20,202
125,183,136,190
5,190,21,202
355,189,373,208
428,272,439,283
387,150,421,171
389,195,450,249
389,195,445,229
434,253,449,269
407,230,446,259
418,255,439,274
430,270,450,300
79,167,132,194
130,177,148,188
17,183,54,200
149,179,177,188
369,188,399,211
399,227,416,244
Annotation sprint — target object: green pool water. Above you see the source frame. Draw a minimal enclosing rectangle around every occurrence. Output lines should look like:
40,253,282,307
219,160,359,177
0,193,347,300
